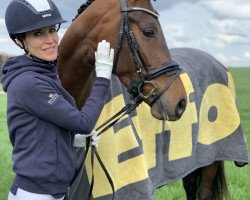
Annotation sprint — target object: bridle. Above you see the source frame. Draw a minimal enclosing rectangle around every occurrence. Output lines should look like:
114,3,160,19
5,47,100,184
114,0,182,107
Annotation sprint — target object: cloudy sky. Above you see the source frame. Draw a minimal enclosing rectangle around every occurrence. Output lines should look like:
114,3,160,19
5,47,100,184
0,0,250,67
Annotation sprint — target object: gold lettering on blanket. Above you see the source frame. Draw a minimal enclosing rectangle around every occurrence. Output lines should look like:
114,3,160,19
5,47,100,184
198,72,240,144
166,73,197,160
133,103,162,168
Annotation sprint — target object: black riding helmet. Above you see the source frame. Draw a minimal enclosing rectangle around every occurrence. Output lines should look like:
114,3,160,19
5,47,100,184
5,0,67,46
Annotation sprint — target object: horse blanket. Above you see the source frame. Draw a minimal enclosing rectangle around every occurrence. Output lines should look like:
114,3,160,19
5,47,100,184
66,48,248,200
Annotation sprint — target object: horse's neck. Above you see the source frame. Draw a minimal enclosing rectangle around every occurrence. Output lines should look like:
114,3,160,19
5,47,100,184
58,43,95,108
58,2,109,108
58,0,125,108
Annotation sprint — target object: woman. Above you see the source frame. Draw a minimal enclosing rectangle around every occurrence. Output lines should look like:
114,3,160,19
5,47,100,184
1,0,114,199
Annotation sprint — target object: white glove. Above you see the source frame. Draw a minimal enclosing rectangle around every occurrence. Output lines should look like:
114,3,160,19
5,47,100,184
95,40,114,80
73,130,100,147
91,131,100,147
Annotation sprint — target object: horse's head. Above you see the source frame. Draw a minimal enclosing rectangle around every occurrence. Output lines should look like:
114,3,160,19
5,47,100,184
58,0,187,121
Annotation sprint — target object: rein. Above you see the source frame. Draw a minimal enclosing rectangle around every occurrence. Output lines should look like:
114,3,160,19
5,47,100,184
65,97,141,200
66,0,181,199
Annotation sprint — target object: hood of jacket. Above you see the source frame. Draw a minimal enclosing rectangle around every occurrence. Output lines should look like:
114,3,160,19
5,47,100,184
1,54,58,92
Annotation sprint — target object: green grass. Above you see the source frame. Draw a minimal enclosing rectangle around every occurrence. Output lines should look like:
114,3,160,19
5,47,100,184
0,89,15,198
0,68,249,199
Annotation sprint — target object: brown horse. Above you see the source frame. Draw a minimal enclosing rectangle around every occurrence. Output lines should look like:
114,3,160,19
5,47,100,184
58,0,187,121
58,0,232,200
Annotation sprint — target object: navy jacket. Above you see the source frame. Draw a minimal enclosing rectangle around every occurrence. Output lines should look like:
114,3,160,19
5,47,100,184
1,54,110,195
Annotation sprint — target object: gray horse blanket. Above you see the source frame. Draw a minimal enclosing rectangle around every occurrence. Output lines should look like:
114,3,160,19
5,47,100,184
66,48,248,200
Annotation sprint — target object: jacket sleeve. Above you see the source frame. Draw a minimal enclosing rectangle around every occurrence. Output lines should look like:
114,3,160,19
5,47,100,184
14,74,110,135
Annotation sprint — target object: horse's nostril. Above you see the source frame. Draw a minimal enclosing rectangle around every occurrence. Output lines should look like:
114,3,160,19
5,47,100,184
175,98,187,118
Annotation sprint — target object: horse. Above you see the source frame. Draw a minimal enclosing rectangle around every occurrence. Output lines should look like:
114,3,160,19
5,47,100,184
58,0,248,200
58,0,187,121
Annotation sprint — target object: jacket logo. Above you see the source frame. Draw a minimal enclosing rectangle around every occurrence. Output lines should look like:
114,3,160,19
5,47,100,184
48,93,58,105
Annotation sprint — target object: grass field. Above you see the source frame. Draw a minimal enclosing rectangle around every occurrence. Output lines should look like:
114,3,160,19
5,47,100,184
0,68,249,199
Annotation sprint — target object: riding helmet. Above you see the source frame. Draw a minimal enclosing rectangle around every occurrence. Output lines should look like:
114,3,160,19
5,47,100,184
5,0,67,39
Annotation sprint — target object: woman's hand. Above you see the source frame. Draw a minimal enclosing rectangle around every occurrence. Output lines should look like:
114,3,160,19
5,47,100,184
73,130,100,147
95,40,114,80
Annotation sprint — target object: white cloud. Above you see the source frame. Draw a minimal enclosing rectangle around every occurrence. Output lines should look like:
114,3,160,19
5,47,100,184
213,41,227,48
210,19,240,34
0,38,6,44
209,19,250,40
0,18,5,28
158,3,213,49
161,24,186,43
152,0,202,11
0,34,9,44
160,23,198,48
215,53,240,63
215,33,247,44
244,52,250,59
202,0,250,20
206,19,250,48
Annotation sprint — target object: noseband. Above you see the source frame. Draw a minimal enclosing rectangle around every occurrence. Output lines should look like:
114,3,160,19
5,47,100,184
114,0,182,106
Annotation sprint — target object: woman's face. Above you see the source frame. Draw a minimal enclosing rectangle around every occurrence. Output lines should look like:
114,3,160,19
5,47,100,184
23,25,59,61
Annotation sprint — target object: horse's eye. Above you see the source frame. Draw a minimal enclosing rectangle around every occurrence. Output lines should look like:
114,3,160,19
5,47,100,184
142,28,155,38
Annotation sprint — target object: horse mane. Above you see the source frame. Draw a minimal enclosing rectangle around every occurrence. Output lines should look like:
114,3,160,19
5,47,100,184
73,0,95,21
72,0,157,21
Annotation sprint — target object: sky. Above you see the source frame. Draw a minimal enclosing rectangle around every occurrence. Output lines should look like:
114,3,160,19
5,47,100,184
0,0,250,67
